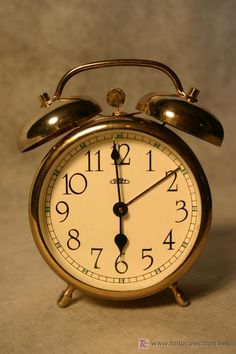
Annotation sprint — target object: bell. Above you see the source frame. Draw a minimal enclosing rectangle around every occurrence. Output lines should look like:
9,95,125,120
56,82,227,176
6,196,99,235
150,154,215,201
18,96,101,152
136,93,224,146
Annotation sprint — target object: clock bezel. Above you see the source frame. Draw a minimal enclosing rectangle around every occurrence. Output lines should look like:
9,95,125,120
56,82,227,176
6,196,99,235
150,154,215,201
29,115,212,300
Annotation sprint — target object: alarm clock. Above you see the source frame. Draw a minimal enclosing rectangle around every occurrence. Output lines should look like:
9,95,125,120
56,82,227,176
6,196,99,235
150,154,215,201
18,59,224,308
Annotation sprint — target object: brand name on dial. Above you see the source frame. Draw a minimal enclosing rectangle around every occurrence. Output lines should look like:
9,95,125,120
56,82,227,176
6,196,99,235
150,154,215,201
110,178,130,184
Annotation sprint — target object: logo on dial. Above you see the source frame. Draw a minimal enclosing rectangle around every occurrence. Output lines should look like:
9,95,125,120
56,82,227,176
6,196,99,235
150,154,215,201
110,178,130,184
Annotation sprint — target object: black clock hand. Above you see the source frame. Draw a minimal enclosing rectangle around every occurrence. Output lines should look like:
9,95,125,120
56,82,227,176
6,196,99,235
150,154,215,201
111,141,128,254
115,224,128,255
111,142,122,202
126,167,181,206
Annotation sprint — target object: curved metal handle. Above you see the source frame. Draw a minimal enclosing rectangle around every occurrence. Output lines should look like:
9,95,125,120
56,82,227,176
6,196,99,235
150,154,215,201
51,59,186,101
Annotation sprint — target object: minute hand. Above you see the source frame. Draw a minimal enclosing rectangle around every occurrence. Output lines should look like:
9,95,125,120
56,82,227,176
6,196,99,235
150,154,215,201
126,167,181,206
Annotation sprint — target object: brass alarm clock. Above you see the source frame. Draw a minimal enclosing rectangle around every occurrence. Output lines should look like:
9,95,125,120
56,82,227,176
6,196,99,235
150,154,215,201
18,59,224,308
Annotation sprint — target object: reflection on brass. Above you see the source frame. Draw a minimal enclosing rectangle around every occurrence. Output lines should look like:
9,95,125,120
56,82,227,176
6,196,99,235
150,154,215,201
18,97,101,152
39,92,51,107
169,282,190,307
137,96,224,146
51,59,186,101
106,88,126,108
57,284,76,308
187,87,200,103
19,59,224,151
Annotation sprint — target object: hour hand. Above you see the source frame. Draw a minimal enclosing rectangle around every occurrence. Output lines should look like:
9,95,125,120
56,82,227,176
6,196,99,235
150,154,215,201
111,142,120,161
115,233,128,254
113,202,129,254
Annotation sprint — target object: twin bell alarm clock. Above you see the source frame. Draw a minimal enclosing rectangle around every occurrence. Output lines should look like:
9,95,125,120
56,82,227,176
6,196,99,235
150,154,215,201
18,59,224,307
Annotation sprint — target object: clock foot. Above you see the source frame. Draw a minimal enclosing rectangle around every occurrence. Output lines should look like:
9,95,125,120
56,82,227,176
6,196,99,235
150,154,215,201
169,282,190,307
57,284,76,308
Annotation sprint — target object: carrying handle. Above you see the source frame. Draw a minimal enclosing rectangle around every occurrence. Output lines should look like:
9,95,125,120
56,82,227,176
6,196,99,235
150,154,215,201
49,59,186,103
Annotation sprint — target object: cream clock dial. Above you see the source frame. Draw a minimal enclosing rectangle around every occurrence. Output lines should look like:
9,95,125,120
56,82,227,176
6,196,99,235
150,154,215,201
31,118,210,301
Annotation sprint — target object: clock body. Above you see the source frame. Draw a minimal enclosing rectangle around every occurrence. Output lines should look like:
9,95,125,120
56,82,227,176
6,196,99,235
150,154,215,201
29,115,211,300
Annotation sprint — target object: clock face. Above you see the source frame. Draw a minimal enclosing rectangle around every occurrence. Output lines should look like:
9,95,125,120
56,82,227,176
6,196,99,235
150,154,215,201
34,121,209,298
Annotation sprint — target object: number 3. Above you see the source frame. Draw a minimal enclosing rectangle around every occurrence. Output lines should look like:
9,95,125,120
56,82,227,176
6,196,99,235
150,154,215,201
175,200,188,223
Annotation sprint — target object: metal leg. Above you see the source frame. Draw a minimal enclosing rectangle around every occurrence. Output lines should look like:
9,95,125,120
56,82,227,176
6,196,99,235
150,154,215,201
57,284,76,308
169,282,190,307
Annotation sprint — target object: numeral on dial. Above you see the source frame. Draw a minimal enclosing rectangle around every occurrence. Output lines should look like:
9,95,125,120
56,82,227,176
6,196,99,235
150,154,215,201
55,201,69,222
85,150,103,172
166,170,178,191
112,144,130,165
146,150,155,171
115,253,128,274
91,248,103,269
63,173,87,195
175,200,188,223
163,229,175,250
67,229,80,250
142,248,154,270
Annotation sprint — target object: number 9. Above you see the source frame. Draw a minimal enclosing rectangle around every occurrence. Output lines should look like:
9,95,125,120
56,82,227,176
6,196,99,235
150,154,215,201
55,201,69,222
